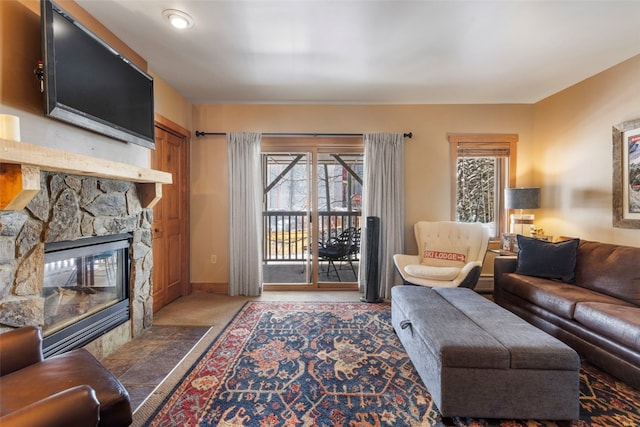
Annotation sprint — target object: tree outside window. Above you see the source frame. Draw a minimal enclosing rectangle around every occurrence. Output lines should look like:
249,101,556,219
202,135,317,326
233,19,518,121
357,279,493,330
449,134,517,238
456,157,496,224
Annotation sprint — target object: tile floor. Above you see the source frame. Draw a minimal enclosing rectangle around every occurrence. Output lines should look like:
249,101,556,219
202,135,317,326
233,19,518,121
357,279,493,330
99,325,210,410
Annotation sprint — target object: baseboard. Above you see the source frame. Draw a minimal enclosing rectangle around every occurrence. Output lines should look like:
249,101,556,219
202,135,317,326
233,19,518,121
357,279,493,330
475,275,494,295
191,282,228,295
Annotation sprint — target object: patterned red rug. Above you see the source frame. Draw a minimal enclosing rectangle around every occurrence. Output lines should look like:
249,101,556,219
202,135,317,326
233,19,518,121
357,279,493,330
141,301,639,427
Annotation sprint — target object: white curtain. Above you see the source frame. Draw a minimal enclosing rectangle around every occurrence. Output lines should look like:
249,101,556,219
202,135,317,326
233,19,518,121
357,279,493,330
360,133,405,299
227,132,263,296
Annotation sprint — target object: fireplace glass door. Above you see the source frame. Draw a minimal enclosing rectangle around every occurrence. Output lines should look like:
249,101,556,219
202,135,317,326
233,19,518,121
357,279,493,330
42,234,130,356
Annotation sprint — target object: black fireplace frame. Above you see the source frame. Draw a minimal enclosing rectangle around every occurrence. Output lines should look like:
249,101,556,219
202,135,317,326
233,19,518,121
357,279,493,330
42,233,132,358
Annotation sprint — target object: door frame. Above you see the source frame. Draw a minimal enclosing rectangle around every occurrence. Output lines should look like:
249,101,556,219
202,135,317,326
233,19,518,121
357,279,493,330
151,114,191,308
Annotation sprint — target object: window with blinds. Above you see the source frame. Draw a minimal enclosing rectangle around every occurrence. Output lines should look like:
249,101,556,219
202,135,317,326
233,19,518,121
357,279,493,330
448,134,518,238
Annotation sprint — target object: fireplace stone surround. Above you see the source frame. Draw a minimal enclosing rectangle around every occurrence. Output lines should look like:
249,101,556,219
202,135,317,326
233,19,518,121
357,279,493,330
0,171,154,357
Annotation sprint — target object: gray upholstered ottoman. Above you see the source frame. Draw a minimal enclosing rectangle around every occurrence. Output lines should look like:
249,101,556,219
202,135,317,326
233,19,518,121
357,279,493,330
391,285,580,421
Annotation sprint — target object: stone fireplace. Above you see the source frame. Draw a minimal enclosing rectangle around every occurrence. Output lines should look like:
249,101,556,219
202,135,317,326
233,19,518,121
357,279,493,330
0,171,155,357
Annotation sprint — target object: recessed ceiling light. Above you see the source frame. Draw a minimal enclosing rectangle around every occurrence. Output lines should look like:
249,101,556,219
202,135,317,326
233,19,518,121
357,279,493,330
162,9,194,29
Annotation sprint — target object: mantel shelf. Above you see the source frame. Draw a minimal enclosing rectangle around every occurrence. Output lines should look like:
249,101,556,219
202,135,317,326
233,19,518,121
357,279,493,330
0,138,172,210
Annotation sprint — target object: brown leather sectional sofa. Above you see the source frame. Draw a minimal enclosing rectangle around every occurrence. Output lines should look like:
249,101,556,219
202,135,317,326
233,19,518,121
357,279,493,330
494,239,640,390
0,326,132,426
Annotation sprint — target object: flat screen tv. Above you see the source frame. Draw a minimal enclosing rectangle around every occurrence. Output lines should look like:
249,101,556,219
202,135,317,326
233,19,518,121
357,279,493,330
41,0,155,149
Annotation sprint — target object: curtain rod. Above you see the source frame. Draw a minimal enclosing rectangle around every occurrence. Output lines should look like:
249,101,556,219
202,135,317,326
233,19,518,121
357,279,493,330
194,131,412,139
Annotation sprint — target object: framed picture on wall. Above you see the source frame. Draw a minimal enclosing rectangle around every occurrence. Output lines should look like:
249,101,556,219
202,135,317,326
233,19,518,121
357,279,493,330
612,118,640,228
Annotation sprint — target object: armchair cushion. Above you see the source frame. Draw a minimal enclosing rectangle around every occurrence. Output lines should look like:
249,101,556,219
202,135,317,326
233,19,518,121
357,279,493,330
405,264,461,280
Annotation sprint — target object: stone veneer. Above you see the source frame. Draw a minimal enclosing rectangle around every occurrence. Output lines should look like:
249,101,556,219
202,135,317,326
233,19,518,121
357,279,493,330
0,171,154,356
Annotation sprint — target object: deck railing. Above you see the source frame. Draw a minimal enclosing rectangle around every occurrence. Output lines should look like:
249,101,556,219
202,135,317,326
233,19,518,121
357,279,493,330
263,211,361,261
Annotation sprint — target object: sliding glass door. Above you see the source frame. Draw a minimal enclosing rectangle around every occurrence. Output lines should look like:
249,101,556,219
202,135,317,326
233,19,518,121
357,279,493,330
262,139,363,290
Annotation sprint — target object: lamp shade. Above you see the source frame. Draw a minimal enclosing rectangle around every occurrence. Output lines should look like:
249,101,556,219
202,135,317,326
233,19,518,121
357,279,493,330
504,187,540,210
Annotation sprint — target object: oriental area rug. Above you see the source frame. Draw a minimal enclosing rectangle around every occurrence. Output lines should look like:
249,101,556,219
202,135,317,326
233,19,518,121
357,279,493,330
137,302,639,427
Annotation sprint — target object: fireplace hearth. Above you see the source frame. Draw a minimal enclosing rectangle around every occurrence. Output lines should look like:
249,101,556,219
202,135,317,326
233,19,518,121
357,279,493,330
42,233,131,357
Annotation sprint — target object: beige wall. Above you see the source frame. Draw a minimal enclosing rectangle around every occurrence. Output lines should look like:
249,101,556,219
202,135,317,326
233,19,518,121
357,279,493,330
532,54,640,246
151,70,192,131
190,104,533,284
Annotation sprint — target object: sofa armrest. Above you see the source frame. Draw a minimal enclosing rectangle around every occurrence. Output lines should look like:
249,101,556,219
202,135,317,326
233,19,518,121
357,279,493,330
0,326,44,376
0,385,100,427
493,256,518,290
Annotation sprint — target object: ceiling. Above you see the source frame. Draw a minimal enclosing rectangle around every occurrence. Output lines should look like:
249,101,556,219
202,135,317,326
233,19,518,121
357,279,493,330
74,0,640,105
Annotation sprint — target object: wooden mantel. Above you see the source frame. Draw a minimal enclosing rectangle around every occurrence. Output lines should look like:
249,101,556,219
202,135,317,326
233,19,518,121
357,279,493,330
0,138,172,210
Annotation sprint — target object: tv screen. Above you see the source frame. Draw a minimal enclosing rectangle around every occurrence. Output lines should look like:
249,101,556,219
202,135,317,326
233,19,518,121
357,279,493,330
41,0,155,149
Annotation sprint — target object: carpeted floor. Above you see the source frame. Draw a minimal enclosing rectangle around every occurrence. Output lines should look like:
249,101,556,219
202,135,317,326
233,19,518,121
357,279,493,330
135,301,640,427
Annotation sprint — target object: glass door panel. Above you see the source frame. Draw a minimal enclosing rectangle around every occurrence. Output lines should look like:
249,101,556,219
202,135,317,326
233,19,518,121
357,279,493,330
316,152,363,285
262,152,312,285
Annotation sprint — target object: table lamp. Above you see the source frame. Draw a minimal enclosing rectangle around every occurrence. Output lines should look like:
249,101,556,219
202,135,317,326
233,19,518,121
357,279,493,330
504,187,541,235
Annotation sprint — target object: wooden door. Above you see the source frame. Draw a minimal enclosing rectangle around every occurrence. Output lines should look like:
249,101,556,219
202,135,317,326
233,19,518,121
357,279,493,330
151,116,190,312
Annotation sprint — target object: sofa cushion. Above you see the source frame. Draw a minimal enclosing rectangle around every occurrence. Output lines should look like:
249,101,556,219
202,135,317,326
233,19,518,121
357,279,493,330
515,236,579,283
500,273,633,319
404,264,460,280
574,240,640,305
421,243,468,268
573,302,640,350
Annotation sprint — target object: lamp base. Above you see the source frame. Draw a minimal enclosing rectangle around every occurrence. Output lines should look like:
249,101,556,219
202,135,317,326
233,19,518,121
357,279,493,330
510,214,534,235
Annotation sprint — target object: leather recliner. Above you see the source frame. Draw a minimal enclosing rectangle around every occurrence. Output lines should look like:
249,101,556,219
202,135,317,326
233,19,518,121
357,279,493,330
0,326,132,427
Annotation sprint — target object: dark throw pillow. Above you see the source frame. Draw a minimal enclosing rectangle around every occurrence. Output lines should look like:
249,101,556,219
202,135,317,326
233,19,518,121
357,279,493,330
515,235,580,283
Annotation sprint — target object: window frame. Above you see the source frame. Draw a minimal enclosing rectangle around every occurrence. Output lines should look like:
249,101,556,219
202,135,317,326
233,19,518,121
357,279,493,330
448,134,518,239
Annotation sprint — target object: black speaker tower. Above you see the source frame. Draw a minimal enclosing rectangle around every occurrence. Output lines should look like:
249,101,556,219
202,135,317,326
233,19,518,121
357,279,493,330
361,216,383,303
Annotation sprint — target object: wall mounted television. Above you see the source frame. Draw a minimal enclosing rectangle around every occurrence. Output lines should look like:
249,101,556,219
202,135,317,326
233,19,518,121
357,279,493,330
41,0,155,149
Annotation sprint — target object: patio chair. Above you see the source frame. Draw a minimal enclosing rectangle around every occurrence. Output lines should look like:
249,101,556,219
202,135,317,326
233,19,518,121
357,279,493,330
318,227,358,281
349,227,361,263
393,221,489,289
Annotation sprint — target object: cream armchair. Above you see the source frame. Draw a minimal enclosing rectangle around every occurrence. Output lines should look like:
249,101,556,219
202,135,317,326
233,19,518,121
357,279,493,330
393,221,489,289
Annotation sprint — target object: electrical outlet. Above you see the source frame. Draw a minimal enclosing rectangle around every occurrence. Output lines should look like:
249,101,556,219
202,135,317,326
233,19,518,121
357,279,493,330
210,254,217,264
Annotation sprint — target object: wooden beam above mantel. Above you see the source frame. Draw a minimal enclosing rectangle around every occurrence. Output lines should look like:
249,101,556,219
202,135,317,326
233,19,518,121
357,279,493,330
0,138,172,210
